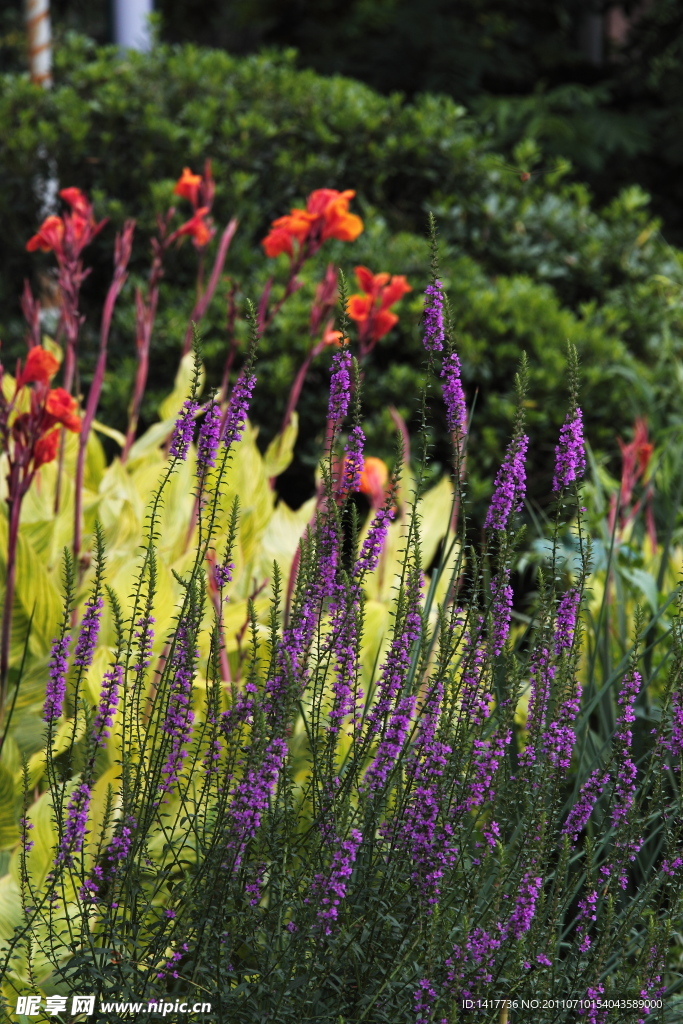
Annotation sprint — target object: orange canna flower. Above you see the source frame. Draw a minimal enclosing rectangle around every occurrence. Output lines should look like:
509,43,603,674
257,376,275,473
44,388,81,433
347,266,411,343
33,429,60,468
174,167,203,208
176,207,214,248
359,456,389,507
26,215,65,255
17,347,60,388
322,324,344,347
261,188,363,259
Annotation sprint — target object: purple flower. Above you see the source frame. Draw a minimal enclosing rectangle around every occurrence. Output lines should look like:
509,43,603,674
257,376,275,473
563,767,610,843
354,506,395,577
169,398,199,461
341,424,365,494
484,434,529,531
92,665,122,744
74,595,104,669
611,669,641,828
423,280,445,352
133,615,155,674
44,634,71,723
465,729,510,810
213,561,234,589
447,928,501,994
555,588,580,656
504,870,542,940
553,407,586,492
328,348,352,430
458,619,491,726
56,781,92,867
490,571,512,656
227,738,287,868
441,351,467,437
315,828,362,935
328,589,361,734
223,369,257,446
196,401,222,473
414,978,437,1024
159,621,198,797
520,641,556,766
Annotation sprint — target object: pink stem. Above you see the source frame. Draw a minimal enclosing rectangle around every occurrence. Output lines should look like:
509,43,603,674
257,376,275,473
73,221,135,561
181,218,238,357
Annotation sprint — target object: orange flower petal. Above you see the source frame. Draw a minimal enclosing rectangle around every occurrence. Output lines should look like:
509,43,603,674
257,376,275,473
174,167,202,205
18,347,60,388
370,308,399,341
45,388,81,433
347,294,373,322
380,275,412,308
26,215,64,254
33,429,60,468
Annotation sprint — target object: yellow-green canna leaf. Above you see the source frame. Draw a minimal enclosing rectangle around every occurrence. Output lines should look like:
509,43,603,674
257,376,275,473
0,516,63,660
262,412,298,479
158,351,204,421
92,418,126,448
0,765,19,849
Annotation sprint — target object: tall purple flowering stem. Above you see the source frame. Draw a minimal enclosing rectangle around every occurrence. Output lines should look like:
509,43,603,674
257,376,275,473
223,368,257,447
327,348,352,435
43,635,71,723
422,280,445,352
227,737,287,868
73,595,104,669
553,406,586,492
169,398,199,461
484,434,529,531
441,351,467,439
159,620,198,797
314,828,362,935
196,400,222,473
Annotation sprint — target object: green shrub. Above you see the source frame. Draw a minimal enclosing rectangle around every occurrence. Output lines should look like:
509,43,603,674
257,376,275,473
2,37,683,515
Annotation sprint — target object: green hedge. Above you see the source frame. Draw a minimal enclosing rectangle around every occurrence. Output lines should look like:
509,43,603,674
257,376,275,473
2,36,683,513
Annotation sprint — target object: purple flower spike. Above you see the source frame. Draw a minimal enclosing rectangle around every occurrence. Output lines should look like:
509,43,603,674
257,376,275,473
133,615,155,674
504,870,543,940
315,828,362,935
56,781,92,867
223,369,257,446
196,401,222,473
354,506,395,577
490,570,513,656
484,434,529,531
423,280,445,352
342,424,365,494
74,595,104,669
227,737,287,867
441,351,467,438
44,634,71,723
92,665,123,744
159,620,198,797
169,398,199,461
328,348,352,431
414,979,437,1024
553,407,586,492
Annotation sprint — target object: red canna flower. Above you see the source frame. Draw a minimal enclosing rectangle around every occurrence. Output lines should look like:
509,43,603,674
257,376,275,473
26,215,65,255
176,207,215,248
261,188,363,260
347,266,411,347
174,167,203,208
59,187,91,218
33,429,60,468
17,347,60,388
43,388,82,433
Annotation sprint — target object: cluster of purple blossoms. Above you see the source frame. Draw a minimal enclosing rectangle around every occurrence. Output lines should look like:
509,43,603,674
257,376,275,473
584,983,607,1024
43,634,72,723
520,641,556,767
465,729,510,811
227,737,287,868
441,351,467,438
159,621,198,797
503,870,543,940
576,889,599,953
56,780,92,868
196,401,222,473
458,619,491,726
169,397,199,461
223,369,257,446
73,595,104,669
341,424,365,494
611,669,641,827
133,614,155,674
213,561,234,589
563,766,611,842
490,571,513,656
264,586,318,713
328,591,361,734
555,588,581,655
484,434,529,531
157,942,189,981
553,406,586,492
401,681,456,905
414,978,437,1024
422,280,445,352
19,816,34,854
315,828,362,935
354,505,395,577
327,348,352,431
92,665,123,744
446,928,502,997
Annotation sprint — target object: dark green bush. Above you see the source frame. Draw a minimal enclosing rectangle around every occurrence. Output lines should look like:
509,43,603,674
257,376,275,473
2,36,683,514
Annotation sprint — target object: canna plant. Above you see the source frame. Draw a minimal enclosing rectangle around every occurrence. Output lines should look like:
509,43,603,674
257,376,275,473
0,248,681,1024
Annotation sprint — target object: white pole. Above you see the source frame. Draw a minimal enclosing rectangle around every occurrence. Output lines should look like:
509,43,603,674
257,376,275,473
113,0,154,52
25,0,52,87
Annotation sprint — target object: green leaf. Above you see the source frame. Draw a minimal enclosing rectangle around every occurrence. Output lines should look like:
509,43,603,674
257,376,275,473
262,412,298,478
0,766,18,850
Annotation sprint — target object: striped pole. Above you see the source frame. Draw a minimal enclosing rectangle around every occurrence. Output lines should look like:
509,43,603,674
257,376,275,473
25,0,52,88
